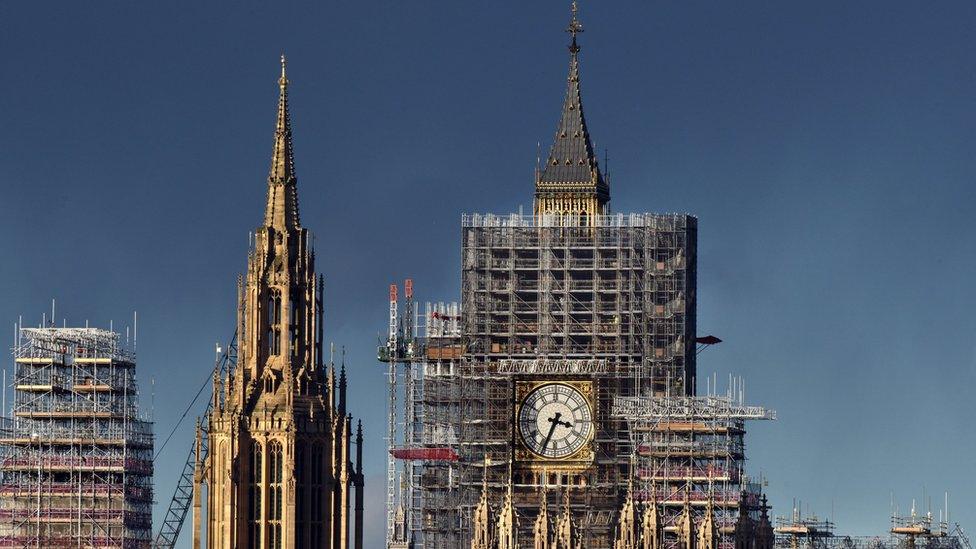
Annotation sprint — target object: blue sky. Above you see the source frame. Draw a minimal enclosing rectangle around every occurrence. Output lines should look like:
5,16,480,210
1,2,974,547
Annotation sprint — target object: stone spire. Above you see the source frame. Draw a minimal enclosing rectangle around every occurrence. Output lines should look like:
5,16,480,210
496,478,519,549
338,347,347,417
393,503,407,544
535,1,609,220
553,490,575,549
191,420,203,549
327,343,336,412
640,495,661,549
733,492,756,549
755,495,775,549
615,481,638,549
354,420,365,549
676,495,695,549
264,54,301,230
533,487,550,549
697,499,718,549
471,458,492,549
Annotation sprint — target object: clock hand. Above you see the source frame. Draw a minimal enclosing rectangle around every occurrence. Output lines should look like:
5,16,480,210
540,412,563,454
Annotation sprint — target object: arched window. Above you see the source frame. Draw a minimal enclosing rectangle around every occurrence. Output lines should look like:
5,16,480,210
309,442,324,547
294,441,306,547
268,441,284,549
215,442,226,530
290,292,300,358
267,290,282,356
580,211,588,227
247,442,263,548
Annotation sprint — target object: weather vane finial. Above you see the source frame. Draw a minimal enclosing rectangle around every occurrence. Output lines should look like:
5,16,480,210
279,54,288,88
566,1,583,53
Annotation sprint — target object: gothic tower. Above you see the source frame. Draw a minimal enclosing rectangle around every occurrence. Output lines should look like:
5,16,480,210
534,1,610,224
193,57,364,549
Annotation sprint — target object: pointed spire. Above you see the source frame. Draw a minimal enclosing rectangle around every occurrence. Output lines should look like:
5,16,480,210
534,486,551,549
677,493,695,549
640,495,661,549
212,368,222,411
554,489,575,549
567,0,583,53
615,480,638,549
338,346,347,417
393,503,406,543
193,419,203,467
355,419,364,474
756,495,775,549
471,456,492,549
698,498,718,549
537,1,608,204
734,491,756,549
497,476,518,549
264,54,301,230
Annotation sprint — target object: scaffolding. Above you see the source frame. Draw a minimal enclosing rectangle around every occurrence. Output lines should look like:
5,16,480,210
459,212,696,394
379,286,463,549
773,501,972,549
0,326,153,548
612,386,775,549
380,212,702,548
457,213,697,548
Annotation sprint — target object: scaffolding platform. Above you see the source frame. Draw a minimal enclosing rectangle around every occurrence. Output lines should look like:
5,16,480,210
0,326,153,548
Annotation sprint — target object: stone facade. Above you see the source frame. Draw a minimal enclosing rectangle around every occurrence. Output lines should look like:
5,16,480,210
469,475,773,549
192,57,364,549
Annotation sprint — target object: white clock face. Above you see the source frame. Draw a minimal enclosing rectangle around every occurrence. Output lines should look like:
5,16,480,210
518,383,593,459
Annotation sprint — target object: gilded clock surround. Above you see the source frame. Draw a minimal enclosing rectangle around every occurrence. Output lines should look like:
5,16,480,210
514,380,595,467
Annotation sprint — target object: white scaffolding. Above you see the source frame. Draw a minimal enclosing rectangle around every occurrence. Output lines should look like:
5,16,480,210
0,325,154,549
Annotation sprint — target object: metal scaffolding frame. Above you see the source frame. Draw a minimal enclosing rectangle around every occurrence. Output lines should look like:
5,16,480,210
380,287,464,549
454,213,697,549
773,502,972,549
0,326,153,548
612,387,775,549
380,212,704,549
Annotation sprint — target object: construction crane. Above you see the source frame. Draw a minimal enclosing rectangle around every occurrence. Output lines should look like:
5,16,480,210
386,283,399,548
380,280,416,548
151,331,238,549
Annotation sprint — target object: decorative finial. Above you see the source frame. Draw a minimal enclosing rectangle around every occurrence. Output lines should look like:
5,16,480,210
279,54,288,88
483,455,491,489
566,1,583,53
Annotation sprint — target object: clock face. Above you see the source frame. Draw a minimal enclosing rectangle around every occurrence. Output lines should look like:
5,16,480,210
517,383,593,459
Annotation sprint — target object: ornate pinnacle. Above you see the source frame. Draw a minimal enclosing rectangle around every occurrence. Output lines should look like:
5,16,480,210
567,1,583,53
265,54,300,229
279,54,288,89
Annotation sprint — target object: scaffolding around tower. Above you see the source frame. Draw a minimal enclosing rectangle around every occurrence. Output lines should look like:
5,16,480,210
454,212,698,548
0,325,154,548
772,498,972,549
378,280,464,549
612,382,775,549
379,210,707,548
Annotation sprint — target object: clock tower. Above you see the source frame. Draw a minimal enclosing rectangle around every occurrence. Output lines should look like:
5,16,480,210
454,3,697,546
390,5,776,549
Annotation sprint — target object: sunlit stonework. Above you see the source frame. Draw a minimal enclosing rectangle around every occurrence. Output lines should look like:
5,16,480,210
192,57,364,549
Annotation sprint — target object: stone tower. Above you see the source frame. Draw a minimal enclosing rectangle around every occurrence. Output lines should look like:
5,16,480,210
192,56,364,549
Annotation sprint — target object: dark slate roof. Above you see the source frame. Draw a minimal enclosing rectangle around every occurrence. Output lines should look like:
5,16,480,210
538,44,608,199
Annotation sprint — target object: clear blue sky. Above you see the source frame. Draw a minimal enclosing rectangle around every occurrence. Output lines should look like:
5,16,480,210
1,2,974,547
